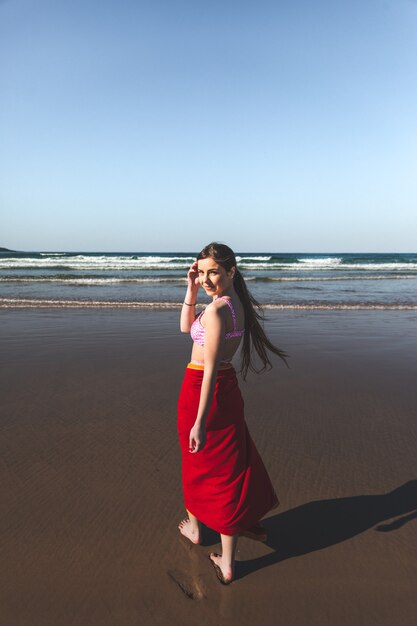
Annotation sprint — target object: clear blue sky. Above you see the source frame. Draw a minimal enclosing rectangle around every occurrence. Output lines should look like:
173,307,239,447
1,0,416,252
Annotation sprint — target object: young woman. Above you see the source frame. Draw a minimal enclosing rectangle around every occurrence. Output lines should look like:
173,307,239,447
177,242,287,584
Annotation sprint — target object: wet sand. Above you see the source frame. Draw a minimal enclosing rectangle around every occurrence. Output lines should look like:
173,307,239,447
1,308,417,626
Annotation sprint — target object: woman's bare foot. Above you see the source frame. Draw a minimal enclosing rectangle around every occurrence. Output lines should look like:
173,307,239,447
178,518,201,545
209,552,234,584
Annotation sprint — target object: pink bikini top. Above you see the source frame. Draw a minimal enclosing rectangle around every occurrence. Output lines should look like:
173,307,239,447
190,297,245,347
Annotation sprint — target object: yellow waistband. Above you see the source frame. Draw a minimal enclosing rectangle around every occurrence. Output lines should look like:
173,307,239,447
187,362,233,371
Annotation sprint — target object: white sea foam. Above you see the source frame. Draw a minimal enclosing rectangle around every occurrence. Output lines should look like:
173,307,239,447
2,252,417,273
330,262,417,271
298,257,343,265
2,274,417,285
1,297,417,310
0,255,193,270
250,275,417,282
239,261,417,271
0,277,186,284
0,298,183,308
236,256,272,262
39,252,67,256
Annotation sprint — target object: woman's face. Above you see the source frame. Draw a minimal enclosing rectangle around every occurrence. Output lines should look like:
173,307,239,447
197,257,234,298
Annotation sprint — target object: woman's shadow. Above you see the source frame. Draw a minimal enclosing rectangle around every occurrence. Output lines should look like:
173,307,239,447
204,480,417,577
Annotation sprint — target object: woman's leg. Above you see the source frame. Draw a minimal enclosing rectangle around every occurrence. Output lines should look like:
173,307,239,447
210,534,238,582
178,509,201,544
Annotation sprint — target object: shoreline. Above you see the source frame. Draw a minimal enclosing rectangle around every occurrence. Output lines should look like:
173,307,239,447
2,297,417,310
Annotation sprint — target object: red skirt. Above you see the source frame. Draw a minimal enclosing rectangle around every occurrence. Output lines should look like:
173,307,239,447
177,364,279,536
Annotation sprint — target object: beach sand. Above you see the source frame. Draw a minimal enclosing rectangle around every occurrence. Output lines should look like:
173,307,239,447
1,308,417,626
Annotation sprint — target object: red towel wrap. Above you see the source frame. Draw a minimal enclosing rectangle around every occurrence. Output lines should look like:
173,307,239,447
177,365,279,536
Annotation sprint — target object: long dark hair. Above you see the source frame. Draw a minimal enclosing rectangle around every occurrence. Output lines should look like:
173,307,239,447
197,242,288,379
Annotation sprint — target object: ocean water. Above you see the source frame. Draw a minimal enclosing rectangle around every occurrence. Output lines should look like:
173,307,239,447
1,251,417,309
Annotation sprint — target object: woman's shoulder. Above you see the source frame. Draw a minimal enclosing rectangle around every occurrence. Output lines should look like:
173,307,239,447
208,298,234,314
204,299,228,315
201,300,229,324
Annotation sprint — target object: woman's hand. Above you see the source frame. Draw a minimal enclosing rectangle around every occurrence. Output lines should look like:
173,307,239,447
187,261,200,291
189,422,206,454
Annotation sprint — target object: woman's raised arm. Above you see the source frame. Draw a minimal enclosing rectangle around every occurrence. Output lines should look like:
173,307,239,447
180,261,200,332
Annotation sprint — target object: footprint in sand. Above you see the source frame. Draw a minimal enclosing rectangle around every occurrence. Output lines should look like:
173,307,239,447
167,569,206,600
